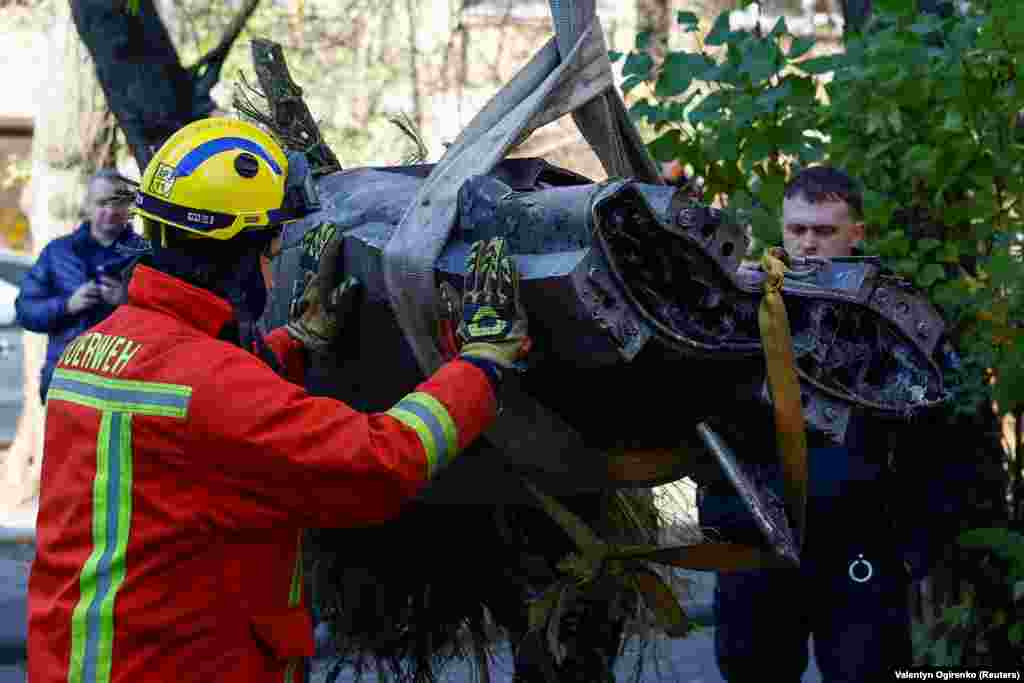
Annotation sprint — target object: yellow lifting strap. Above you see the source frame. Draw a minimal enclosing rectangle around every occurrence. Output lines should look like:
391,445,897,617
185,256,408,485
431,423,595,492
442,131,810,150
758,247,808,551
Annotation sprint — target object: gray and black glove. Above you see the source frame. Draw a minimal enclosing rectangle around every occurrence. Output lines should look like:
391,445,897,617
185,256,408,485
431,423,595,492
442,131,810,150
286,228,361,354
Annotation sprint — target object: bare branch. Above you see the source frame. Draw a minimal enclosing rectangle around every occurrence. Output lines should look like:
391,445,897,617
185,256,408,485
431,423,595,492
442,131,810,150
239,39,343,176
186,0,261,72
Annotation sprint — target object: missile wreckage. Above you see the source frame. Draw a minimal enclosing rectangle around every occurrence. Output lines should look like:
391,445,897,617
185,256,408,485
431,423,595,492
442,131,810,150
263,157,948,505
238,0,952,673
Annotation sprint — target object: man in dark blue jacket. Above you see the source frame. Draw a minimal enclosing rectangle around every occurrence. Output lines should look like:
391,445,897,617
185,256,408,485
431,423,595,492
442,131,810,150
700,166,966,681
15,170,148,403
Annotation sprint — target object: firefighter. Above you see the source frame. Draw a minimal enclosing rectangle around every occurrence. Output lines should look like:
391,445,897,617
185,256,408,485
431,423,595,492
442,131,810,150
27,117,530,683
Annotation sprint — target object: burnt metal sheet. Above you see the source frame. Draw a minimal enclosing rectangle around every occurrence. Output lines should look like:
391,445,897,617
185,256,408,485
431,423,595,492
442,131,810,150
263,159,949,502
697,422,799,567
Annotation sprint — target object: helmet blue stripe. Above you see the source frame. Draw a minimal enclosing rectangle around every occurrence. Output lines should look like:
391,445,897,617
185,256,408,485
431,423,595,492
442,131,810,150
175,137,283,177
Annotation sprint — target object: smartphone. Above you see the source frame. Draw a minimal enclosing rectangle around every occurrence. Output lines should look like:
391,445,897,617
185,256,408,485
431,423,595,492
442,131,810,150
93,264,121,283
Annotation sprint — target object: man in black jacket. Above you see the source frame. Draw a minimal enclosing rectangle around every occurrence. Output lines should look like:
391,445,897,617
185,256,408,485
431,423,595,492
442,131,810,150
700,166,966,681
15,169,148,403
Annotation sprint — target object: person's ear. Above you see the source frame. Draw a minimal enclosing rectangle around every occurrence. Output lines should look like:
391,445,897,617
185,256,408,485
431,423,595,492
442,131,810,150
851,221,866,246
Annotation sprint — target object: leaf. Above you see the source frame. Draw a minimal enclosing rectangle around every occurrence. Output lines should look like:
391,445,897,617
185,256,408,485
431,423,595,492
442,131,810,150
621,75,644,96
788,75,816,101
891,257,920,275
887,109,903,134
623,52,654,80
958,527,1024,566
938,242,960,264
612,542,796,570
705,11,732,47
677,10,700,31
866,111,886,135
656,58,693,98
648,129,684,163
629,568,690,638
916,263,945,288
917,238,942,253
754,81,793,112
545,584,573,665
523,481,606,555
797,55,838,75
741,39,781,84
605,445,704,487
528,582,565,630
1014,581,1024,603
986,248,1022,289
629,98,659,123
874,0,918,16
787,37,815,60
769,16,788,39
902,144,936,174
943,110,965,131
1010,622,1024,647
689,92,728,125
758,174,786,210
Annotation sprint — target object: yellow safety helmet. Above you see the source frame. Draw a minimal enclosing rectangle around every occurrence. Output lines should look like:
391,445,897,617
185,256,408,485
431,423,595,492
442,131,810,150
135,117,314,241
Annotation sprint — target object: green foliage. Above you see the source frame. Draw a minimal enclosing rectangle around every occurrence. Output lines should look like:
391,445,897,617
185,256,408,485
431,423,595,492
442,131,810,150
170,0,430,167
619,0,1024,666
616,0,1024,415
612,9,826,249
822,0,1024,417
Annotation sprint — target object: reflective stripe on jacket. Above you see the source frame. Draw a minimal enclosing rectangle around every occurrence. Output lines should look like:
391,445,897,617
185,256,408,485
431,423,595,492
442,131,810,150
28,264,497,683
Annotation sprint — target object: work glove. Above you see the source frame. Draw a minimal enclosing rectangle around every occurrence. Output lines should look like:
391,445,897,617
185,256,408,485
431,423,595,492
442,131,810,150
286,230,362,354
449,237,531,369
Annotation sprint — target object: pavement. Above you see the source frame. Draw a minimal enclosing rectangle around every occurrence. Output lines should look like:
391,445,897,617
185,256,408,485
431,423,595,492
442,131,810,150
0,496,35,682
310,618,824,682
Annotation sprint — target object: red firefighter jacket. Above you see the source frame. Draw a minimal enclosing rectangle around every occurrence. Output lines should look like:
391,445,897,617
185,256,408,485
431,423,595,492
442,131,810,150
27,264,497,683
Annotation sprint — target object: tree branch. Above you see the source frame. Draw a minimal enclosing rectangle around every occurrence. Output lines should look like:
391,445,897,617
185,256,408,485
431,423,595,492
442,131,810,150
186,0,262,116
71,0,194,171
238,39,342,176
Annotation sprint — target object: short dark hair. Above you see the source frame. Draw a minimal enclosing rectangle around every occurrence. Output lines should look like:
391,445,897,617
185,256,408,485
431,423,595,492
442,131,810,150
783,165,863,220
83,169,137,216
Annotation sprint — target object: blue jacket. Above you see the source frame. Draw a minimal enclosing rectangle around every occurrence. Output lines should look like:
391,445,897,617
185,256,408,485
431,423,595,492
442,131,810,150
15,223,147,401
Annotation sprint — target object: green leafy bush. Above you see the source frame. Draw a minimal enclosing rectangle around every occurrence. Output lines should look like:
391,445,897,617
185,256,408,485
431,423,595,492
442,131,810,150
616,0,1024,416
612,8,827,250
617,0,1024,667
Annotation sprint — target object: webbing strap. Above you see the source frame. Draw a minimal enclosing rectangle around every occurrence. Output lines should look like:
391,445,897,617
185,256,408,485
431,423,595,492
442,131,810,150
757,248,808,550
382,0,662,377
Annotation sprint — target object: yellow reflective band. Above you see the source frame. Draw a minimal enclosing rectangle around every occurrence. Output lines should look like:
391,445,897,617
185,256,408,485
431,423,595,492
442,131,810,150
49,369,192,419
289,532,303,607
61,370,190,683
385,406,440,477
69,411,134,683
283,531,304,683
403,393,458,466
